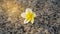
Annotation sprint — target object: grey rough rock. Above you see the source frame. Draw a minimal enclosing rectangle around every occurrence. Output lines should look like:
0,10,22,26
0,0,60,34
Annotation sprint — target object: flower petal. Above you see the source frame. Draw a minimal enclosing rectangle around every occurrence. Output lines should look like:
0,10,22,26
21,12,25,18
25,8,33,13
31,19,34,24
24,19,30,24
34,13,36,17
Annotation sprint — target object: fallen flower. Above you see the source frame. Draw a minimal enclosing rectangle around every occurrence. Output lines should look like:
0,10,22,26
21,8,36,24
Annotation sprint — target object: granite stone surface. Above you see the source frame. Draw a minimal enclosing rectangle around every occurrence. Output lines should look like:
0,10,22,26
0,0,60,34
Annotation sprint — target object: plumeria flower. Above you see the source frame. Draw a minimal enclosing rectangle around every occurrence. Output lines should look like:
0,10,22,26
21,8,36,24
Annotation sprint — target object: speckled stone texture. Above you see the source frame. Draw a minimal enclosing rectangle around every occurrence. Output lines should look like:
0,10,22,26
0,0,60,34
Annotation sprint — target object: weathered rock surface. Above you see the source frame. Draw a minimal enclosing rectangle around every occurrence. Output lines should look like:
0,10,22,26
0,0,60,34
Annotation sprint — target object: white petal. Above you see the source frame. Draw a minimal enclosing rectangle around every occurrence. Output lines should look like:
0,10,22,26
25,8,33,13
31,19,34,24
24,19,30,24
21,12,25,18
33,13,36,17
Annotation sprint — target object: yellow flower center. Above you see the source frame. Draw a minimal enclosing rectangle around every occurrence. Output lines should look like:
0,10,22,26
25,11,34,22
